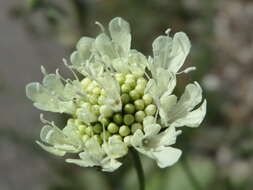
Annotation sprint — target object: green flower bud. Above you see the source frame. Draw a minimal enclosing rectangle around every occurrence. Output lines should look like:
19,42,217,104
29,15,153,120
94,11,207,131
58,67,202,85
121,93,130,104
78,124,86,134
93,87,101,95
100,117,110,127
93,123,102,134
124,103,135,114
137,77,147,87
113,113,123,125
135,111,146,122
142,94,153,105
134,99,145,111
82,134,90,142
94,135,103,144
145,104,157,116
108,122,119,134
115,73,125,85
131,123,143,133
135,84,145,95
67,118,75,125
130,90,141,100
100,131,111,141
92,105,100,115
121,84,131,93
100,105,113,117
85,126,93,136
119,125,131,137
125,78,136,89
125,74,136,81
124,114,135,125
74,119,83,126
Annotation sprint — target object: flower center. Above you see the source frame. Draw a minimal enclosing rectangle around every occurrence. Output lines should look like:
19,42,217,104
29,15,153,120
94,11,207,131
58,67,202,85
67,73,157,145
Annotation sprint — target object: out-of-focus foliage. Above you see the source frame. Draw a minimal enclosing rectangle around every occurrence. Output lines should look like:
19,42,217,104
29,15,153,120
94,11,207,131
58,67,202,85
3,0,253,189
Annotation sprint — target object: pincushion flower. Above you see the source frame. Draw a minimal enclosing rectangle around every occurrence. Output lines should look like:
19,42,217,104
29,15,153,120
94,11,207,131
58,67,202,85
26,17,206,173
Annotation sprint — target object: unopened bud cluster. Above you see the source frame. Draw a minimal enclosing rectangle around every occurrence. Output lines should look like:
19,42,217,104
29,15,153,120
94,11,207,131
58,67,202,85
70,73,156,145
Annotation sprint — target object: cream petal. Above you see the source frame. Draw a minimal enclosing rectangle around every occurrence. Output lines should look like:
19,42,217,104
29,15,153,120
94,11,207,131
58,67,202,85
76,37,94,60
103,136,128,159
131,129,145,147
66,157,96,167
143,124,161,137
152,146,182,168
101,158,122,172
95,33,116,59
171,100,207,128
36,141,66,156
109,17,131,57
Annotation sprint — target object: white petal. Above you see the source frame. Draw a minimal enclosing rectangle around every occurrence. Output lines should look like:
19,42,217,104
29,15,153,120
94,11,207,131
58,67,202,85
131,129,145,147
168,82,203,122
152,146,182,168
95,33,116,59
109,17,131,57
103,136,128,159
159,94,177,125
171,100,207,128
76,37,94,60
153,127,179,147
101,158,122,172
167,32,191,73
143,124,161,136
66,157,96,167
36,141,66,156
42,74,64,96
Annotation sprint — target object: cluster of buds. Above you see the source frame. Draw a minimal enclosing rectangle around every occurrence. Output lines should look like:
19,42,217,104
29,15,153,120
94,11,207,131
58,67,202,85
26,17,206,172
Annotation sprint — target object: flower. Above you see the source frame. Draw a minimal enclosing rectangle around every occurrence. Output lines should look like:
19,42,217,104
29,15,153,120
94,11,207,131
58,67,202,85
26,17,206,172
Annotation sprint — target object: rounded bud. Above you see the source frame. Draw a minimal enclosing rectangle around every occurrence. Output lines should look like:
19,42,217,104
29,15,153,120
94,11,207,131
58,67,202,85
100,131,111,141
125,78,136,89
124,103,135,114
119,125,131,137
115,73,125,85
121,84,131,93
143,94,153,105
78,124,86,134
130,90,141,100
100,117,109,127
82,134,89,142
112,134,123,141
121,93,130,104
81,78,92,89
131,123,143,133
135,111,146,123
124,114,135,125
85,126,93,136
145,104,157,116
93,123,102,134
100,105,113,117
108,123,119,134
113,113,123,125
134,99,145,111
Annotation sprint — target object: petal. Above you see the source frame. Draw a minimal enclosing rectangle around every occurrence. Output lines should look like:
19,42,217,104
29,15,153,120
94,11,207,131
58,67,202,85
167,32,191,73
109,17,131,57
77,103,98,123
76,37,94,60
152,127,179,147
101,158,122,172
131,129,145,147
103,136,128,159
152,146,182,168
40,125,67,145
159,94,177,125
95,33,116,59
171,100,207,128
168,82,203,122
36,141,66,156
85,138,105,161
66,157,96,168
143,124,161,137
42,74,64,96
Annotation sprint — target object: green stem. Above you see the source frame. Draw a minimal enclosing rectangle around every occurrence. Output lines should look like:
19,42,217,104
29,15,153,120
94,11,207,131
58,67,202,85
130,148,145,190
181,157,203,190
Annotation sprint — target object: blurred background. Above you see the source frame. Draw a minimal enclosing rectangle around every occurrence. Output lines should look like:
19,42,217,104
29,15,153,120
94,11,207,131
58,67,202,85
0,0,253,189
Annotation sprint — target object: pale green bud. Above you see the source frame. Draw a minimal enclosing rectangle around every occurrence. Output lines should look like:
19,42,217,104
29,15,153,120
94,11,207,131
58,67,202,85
137,77,147,87
82,134,90,142
124,103,135,114
81,78,92,89
115,73,125,85
100,117,110,127
100,131,111,141
108,123,119,134
94,135,103,144
135,111,146,122
113,113,123,125
78,124,86,134
131,123,143,133
92,105,100,115
121,84,131,93
121,93,130,104
119,125,130,136
145,104,157,116
130,90,141,100
85,126,93,136
124,114,135,125
100,105,113,117
125,78,136,89
143,94,153,105
134,99,145,111
93,123,102,134
111,134,123,141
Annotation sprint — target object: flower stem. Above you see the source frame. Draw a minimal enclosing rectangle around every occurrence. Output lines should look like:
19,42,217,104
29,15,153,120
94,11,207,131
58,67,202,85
130,148,145,190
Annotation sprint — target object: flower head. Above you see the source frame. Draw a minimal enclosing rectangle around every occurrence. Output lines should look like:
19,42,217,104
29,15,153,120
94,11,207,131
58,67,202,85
26,17,206,172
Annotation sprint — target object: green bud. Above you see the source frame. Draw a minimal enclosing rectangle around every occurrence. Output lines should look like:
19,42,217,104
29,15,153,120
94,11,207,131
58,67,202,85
145,104,157,116
85,126,93,136
108,123,119,134
113,113,123,125
121,84,131,93
143,94,153,105
124,103,135,114
135,84,145,95
125,78,136,89
100,89,106,96
125,74,136,81
93,123,102,134
124,114,135,125
100,131,111,141
100,117,109,127
121,93,130,104
78,124,86,134
135,111,146,122
115,73,125,85
131,123,143,133
100,105,113,117
74,119,83,126
92,87,101,95
119,125,131,137
130,90,141,100
137,77,147,87
92,105,100,115
82,134,90,142
94,135,103,144
67,118,75,125
134,99,145,111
